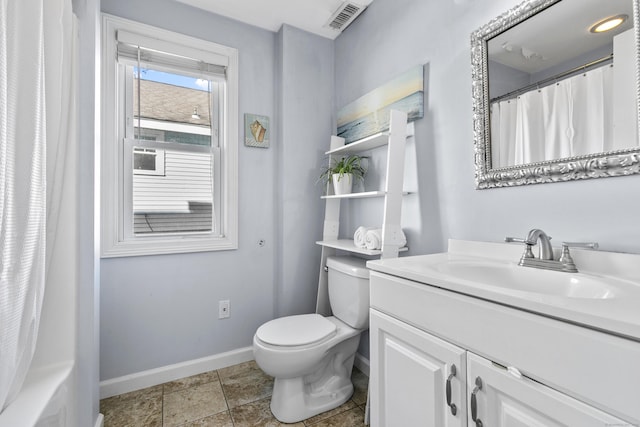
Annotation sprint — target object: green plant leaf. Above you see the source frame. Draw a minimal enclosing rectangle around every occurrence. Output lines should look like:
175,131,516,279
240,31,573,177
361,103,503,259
318,154,367,184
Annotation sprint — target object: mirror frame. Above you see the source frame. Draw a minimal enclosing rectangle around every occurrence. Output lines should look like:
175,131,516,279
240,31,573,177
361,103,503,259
471,0,640,189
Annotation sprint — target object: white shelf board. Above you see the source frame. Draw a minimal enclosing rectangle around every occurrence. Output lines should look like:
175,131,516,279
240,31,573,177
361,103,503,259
322,191,385,200
325,132,389,155
321,190,411,200
325,122,415,156
316,239,409,256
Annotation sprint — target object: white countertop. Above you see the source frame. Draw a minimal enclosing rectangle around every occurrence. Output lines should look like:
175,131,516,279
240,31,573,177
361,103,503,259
366,239,640,341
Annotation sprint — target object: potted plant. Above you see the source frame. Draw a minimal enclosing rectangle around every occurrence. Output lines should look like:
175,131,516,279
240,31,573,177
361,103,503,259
319,155,367,195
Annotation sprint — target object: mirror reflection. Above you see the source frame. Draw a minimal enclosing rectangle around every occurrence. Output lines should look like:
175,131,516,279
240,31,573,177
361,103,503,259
487,0,638,168
486,0,639,169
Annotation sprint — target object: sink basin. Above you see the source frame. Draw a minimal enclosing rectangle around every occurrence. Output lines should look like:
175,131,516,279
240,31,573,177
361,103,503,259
432,259,617,299
367,239,640,341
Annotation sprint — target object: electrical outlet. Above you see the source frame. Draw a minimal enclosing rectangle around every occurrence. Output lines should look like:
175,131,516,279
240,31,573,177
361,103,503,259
219,300,230,319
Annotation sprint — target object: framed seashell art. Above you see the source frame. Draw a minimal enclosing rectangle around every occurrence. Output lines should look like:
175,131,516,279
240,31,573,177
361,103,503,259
244,113,270,148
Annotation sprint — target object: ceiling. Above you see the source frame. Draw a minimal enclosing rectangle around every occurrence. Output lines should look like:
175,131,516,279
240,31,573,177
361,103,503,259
175,0,374,40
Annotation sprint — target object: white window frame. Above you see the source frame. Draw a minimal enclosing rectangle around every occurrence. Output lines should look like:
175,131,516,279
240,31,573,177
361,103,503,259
101,14,238,257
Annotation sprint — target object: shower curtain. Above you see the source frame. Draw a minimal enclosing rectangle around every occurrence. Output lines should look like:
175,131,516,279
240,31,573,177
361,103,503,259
490,65,614,168
0,0,75,413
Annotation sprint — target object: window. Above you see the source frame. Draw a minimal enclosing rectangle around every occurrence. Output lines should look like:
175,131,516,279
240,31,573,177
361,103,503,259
133,148,165,176
101,15,238,257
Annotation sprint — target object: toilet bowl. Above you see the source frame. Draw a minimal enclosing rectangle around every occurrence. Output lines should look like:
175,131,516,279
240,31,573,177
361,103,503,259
252,256,370,423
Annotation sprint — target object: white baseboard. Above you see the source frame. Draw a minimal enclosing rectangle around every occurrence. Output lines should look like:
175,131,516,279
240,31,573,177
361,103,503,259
94,413,104,427
354,353,370,377
99,346,254,399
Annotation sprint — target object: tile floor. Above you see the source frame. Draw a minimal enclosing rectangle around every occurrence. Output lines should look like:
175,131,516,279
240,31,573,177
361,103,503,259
100,361,369,426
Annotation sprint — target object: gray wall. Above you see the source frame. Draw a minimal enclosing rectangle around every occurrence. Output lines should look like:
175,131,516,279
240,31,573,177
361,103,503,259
100,0,333,380
100,0,640,381
335,0,640,258
488,59,530,99
276,25,334,317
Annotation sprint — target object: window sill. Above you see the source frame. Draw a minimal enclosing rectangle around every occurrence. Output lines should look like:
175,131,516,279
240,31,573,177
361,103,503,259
101,233,238,258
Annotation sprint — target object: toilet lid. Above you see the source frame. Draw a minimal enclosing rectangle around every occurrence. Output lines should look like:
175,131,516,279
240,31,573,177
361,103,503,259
256,314,337,347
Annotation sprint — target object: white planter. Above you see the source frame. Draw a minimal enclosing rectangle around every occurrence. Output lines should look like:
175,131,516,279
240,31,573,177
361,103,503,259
332,173,353,195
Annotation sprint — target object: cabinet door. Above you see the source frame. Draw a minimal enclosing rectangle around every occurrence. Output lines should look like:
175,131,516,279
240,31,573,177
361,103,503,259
370,309,467,427
466,352,630,427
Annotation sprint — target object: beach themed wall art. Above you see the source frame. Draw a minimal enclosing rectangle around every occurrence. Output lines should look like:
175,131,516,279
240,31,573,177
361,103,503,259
244,113,270,148
337,65,424,143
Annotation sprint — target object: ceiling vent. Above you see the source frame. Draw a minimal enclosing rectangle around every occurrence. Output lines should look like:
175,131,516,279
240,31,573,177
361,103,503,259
325,2,366,32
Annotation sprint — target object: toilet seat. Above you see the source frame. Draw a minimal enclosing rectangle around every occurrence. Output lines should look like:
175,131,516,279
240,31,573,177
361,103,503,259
256,314,337,347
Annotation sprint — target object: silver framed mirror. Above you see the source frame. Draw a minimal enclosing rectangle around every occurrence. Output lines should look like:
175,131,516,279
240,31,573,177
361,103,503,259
471,0,640,188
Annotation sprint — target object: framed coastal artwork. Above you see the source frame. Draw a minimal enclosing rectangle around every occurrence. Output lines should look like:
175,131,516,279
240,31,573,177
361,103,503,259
337,65,424,143
244,113,270,148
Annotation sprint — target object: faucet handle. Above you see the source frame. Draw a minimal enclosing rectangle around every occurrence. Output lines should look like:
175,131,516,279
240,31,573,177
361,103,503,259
561,242,599,250
505,236,526,243
505,237,535,260
558,242,597,273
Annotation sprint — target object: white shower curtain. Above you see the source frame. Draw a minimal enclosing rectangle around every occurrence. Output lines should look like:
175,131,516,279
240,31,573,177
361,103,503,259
571,66,614,155
0,0,75,413
514,87,545,165
490,99,517,167
490,64,614,167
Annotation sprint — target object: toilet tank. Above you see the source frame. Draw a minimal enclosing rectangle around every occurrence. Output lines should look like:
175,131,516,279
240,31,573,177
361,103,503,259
326,256,370,329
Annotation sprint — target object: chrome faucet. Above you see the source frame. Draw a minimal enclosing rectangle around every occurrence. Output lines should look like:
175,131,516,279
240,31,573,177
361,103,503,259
505,229,598,273
505,228,553,260
525,228,553,260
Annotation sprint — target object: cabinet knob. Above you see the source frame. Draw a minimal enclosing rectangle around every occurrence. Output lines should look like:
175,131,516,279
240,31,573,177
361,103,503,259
445,364,457,416
471,376,483,427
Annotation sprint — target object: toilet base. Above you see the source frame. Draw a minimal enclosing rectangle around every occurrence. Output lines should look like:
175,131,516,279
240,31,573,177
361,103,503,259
270,375,354,423
269,337,359,423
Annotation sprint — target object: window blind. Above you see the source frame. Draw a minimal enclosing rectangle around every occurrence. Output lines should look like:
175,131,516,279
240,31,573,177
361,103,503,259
116,30,227,80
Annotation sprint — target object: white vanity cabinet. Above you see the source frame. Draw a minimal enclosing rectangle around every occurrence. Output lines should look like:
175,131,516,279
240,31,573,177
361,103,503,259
370,316,629,427
370,310,466,427
368,268,640,426
466,352,628,427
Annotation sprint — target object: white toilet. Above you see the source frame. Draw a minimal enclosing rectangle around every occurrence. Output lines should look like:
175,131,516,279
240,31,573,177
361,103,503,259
253,256,370,423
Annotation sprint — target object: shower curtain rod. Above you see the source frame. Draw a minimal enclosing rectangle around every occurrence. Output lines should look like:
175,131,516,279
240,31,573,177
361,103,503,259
490,53,614,104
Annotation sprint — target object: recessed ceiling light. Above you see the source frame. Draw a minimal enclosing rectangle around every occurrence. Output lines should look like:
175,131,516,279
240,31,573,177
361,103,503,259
590,14,628,33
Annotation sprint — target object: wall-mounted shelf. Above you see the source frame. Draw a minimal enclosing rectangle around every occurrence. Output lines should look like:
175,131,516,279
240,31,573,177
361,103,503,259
321,190,385,200
326,132,389,155
316,110,410,317
316,240,409,256
325,122,414,156
321,190,410,200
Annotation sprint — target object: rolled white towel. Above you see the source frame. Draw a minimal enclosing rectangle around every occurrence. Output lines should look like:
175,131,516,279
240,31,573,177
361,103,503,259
365,229,383,250
396,229,408,247
354,226,374,248
364,228,408,250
